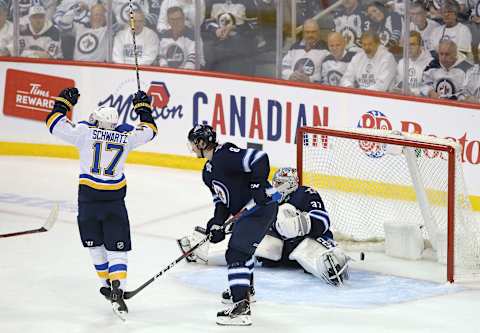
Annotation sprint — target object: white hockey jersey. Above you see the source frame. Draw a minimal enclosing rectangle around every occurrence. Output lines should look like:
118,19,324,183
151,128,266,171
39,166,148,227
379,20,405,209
157,0,205,32
282,40,329,83
394,50,433,95
113,26,160,65
333,5,364,52
421,57,473,99
73,23,109,62
340,45,397,91
46,114,156,199
0,20,13,55
53,0,98,31
462,64,480,101
410,18,441,53
429,23,472,54
158,29,196,69
19,20,62,59
112,0,160,28
320,50,356,86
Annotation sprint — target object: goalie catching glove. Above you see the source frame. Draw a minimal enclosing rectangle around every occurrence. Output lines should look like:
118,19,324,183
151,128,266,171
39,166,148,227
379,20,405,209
275,203,311,239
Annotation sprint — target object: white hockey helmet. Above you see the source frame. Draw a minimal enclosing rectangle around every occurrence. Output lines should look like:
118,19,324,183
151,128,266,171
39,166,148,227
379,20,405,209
89,106,119,130
272,167,299,202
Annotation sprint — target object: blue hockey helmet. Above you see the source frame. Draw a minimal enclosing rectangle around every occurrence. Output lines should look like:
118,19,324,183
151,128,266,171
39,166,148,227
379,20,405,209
188,124,217,150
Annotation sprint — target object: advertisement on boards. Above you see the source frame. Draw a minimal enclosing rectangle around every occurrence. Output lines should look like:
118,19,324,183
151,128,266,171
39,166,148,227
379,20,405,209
0,61,479,197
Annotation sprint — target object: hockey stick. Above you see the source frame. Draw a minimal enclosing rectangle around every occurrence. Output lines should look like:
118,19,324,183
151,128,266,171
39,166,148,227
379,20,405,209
123,191,283,300
0,203,59,238
128,0,141,92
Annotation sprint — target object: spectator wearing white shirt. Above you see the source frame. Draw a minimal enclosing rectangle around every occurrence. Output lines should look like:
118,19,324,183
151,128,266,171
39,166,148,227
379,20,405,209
282,19,329,83
393,31,433,95
0,2,13,56
462,64,480,102
421,39,473,99
158,6,196,69
113,10,160,65
429,0,472,57
321,32,356,86
409,1,441,53
71,3,109,62
157,0,205,33
341,31,397,91
19,5,62,59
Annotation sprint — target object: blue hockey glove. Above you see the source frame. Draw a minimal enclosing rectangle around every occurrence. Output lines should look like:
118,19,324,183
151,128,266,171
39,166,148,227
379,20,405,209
54,87,80,113
132,90,152,114
206,218,225,244
250,182,268,206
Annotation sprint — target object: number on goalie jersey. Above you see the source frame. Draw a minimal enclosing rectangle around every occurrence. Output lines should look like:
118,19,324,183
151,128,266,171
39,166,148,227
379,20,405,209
46,88,157,316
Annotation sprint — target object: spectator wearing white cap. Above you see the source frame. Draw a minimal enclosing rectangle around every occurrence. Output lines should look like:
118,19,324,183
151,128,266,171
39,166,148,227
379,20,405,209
19,5,62,59
0,1,13,56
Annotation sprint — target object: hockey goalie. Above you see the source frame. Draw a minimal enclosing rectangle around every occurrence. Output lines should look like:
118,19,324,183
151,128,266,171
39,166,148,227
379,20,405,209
178,167,350,301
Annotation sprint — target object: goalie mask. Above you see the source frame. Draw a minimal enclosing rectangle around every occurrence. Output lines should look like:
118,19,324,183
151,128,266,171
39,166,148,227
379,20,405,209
89,106,119,130
272,167,299,202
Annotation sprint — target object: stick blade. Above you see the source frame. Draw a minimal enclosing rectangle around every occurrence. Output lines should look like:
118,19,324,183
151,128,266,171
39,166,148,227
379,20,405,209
43,204,59,231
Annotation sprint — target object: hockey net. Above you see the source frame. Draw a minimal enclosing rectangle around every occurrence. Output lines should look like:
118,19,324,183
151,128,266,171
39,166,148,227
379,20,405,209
297,127,480,282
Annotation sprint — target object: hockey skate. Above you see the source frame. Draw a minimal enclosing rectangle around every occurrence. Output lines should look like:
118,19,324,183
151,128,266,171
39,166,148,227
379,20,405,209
110,280,128,321
99,279,111,301
216,299,252,326
221,285,256,304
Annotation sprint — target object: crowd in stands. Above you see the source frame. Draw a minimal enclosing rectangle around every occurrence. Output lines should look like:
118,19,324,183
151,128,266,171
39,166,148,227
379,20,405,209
0,0,479,103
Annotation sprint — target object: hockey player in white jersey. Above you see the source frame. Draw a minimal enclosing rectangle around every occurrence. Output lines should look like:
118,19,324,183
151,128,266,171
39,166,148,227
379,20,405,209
113,10,160,65
45,88,157,320
421,39,473,99
340,31,397,91
393,31,433,95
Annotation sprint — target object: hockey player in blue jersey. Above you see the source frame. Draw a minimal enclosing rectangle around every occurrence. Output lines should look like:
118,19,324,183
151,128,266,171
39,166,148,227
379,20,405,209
187,124,279,326
46,87,157,320
179,166,350,296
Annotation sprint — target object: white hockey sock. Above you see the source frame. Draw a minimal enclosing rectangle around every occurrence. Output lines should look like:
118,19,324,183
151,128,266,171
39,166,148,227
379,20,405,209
106,250,128,291
89,245,109,287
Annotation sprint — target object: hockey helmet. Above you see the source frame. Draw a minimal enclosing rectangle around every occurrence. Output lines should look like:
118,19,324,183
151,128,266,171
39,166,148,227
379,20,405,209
89,106,119,130
272,167,299,202
187,124,217,150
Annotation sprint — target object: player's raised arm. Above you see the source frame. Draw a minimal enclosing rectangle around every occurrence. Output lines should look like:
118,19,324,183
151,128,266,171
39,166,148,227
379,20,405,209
45,87,85,146
128,90,158,149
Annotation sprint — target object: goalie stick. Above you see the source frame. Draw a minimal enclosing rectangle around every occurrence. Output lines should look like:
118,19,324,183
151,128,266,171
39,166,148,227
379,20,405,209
0,204,59,238
123,190,283,300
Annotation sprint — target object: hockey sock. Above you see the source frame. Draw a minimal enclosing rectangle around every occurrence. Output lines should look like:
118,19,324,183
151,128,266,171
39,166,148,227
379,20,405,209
89,245,109,287
106,250,128,291
228,257,254,303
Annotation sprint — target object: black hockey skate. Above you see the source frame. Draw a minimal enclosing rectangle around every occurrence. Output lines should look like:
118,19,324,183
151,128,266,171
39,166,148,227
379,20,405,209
221,285,256,304
110,280,128,321
99,279,111,301
216,299,252,326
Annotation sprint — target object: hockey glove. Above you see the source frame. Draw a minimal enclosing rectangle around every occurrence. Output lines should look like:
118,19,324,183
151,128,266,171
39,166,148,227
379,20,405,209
250,182,269,206
206,217,226,244
132,90,152,114
54,87,80,113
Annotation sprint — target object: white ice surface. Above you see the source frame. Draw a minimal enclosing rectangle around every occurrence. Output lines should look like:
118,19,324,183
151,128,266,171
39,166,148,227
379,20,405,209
1,156,480,333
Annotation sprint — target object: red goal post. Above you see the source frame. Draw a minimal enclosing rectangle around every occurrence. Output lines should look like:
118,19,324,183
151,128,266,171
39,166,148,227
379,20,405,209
296,126,480,282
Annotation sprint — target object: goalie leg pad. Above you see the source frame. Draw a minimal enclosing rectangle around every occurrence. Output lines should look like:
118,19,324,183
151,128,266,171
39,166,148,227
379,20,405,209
255,234,284,261
289,238,349,286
